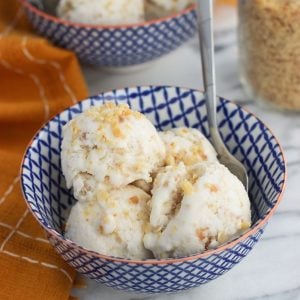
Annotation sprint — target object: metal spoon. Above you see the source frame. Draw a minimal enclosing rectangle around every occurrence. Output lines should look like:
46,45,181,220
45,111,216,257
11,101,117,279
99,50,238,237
196,0,248,190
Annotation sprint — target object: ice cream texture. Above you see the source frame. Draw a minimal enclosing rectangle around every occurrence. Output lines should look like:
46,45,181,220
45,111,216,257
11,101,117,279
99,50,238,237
160,127,218,166
57,0,145,25
61,102,165,202
144,162,251,258
62,104,251,259
65,185,151,259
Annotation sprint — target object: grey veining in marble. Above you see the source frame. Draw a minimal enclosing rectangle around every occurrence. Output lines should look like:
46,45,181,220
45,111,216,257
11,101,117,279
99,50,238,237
72,11,300,300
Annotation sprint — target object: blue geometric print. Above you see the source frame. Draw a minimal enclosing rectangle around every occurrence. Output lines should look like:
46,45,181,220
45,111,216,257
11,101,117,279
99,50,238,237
23,3,197,67
21,86,286,294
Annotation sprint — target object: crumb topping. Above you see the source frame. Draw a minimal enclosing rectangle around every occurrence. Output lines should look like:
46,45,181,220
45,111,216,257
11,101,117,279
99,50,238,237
129,196,139,205
97,190,109,201
217,232,229,244
84,103,143,139
205,183,219,193
240,220,251,231
181,179,194,195
196,228,207,241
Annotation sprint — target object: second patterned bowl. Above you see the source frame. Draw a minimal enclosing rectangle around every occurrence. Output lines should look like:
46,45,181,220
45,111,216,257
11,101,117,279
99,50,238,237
21,1,197,68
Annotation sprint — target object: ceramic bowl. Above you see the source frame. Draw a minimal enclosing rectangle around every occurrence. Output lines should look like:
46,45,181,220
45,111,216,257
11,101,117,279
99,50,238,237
21,86,286,294
21,0,197,68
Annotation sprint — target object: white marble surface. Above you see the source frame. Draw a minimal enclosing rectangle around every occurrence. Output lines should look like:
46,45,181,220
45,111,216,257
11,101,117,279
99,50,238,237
73,23,300,300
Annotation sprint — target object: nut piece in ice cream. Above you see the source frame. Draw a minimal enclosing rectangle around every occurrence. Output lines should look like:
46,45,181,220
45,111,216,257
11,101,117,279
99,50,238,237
61,103,165,201
65,185,152,259
149,162,188,231
144,162,251,258
57,0,145,25
160,127,217,167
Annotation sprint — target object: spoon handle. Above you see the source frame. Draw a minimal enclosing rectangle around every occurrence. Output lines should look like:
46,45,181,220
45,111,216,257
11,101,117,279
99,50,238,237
196,0,223,153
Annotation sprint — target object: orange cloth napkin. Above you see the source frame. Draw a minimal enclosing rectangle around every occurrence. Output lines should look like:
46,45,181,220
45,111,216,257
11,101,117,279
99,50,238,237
0,1,88,299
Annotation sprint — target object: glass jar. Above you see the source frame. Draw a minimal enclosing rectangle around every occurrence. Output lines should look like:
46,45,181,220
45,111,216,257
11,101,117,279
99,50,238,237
238,0,300,111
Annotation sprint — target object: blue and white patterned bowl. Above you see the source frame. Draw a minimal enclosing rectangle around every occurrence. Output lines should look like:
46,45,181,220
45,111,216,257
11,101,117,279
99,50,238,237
21,86,286,294
21,0,197,67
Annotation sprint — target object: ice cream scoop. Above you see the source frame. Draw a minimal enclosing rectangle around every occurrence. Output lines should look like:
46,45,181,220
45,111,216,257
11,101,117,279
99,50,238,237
144,161,251,258
57,0,145,25
160,127,217,166
65,185,152,259
61,103,165,202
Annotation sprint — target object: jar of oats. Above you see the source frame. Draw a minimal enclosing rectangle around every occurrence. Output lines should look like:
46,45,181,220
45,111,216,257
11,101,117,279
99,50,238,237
238,0,300,111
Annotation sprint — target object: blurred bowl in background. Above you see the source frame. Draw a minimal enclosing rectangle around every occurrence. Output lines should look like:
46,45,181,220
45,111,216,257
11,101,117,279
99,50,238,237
21,0,197,68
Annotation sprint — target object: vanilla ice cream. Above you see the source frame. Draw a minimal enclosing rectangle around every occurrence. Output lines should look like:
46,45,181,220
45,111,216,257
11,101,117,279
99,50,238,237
61,103,165,202
62,103,251,260
57,0,145,25
65,185,152,259
160,127,217,166
144,162,251,258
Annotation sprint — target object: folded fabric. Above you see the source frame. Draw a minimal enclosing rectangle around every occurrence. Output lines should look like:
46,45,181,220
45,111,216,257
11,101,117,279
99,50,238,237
0,1,88,299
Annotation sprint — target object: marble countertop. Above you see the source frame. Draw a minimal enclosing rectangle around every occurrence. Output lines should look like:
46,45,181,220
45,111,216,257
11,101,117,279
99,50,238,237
74,20,300,300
